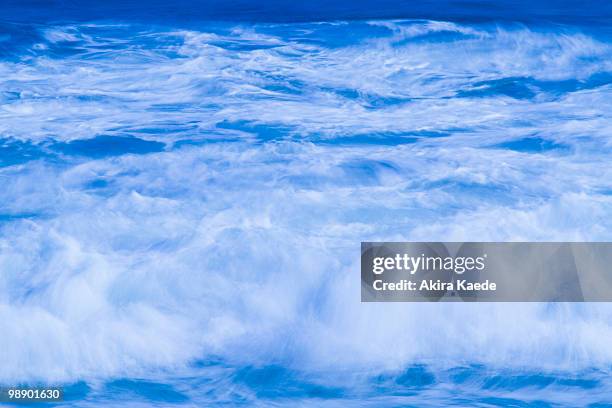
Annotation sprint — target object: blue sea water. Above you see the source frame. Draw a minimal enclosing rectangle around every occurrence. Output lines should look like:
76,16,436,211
1,1,612,406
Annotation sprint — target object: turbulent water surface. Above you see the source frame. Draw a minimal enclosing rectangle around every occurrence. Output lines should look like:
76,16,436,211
1,3,612,406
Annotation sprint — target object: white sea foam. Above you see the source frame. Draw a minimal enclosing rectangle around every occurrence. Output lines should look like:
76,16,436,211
0,20,611,383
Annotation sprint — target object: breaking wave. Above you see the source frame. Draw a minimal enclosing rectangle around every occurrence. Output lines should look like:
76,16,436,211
1,16,611,405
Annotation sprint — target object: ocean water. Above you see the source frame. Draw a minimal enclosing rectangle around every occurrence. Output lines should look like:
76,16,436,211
1,1,612,406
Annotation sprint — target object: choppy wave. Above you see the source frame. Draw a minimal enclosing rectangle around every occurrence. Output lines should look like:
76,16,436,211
1,18,612,406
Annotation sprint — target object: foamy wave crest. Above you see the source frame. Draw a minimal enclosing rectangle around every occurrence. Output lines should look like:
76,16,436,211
0,19,611,384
